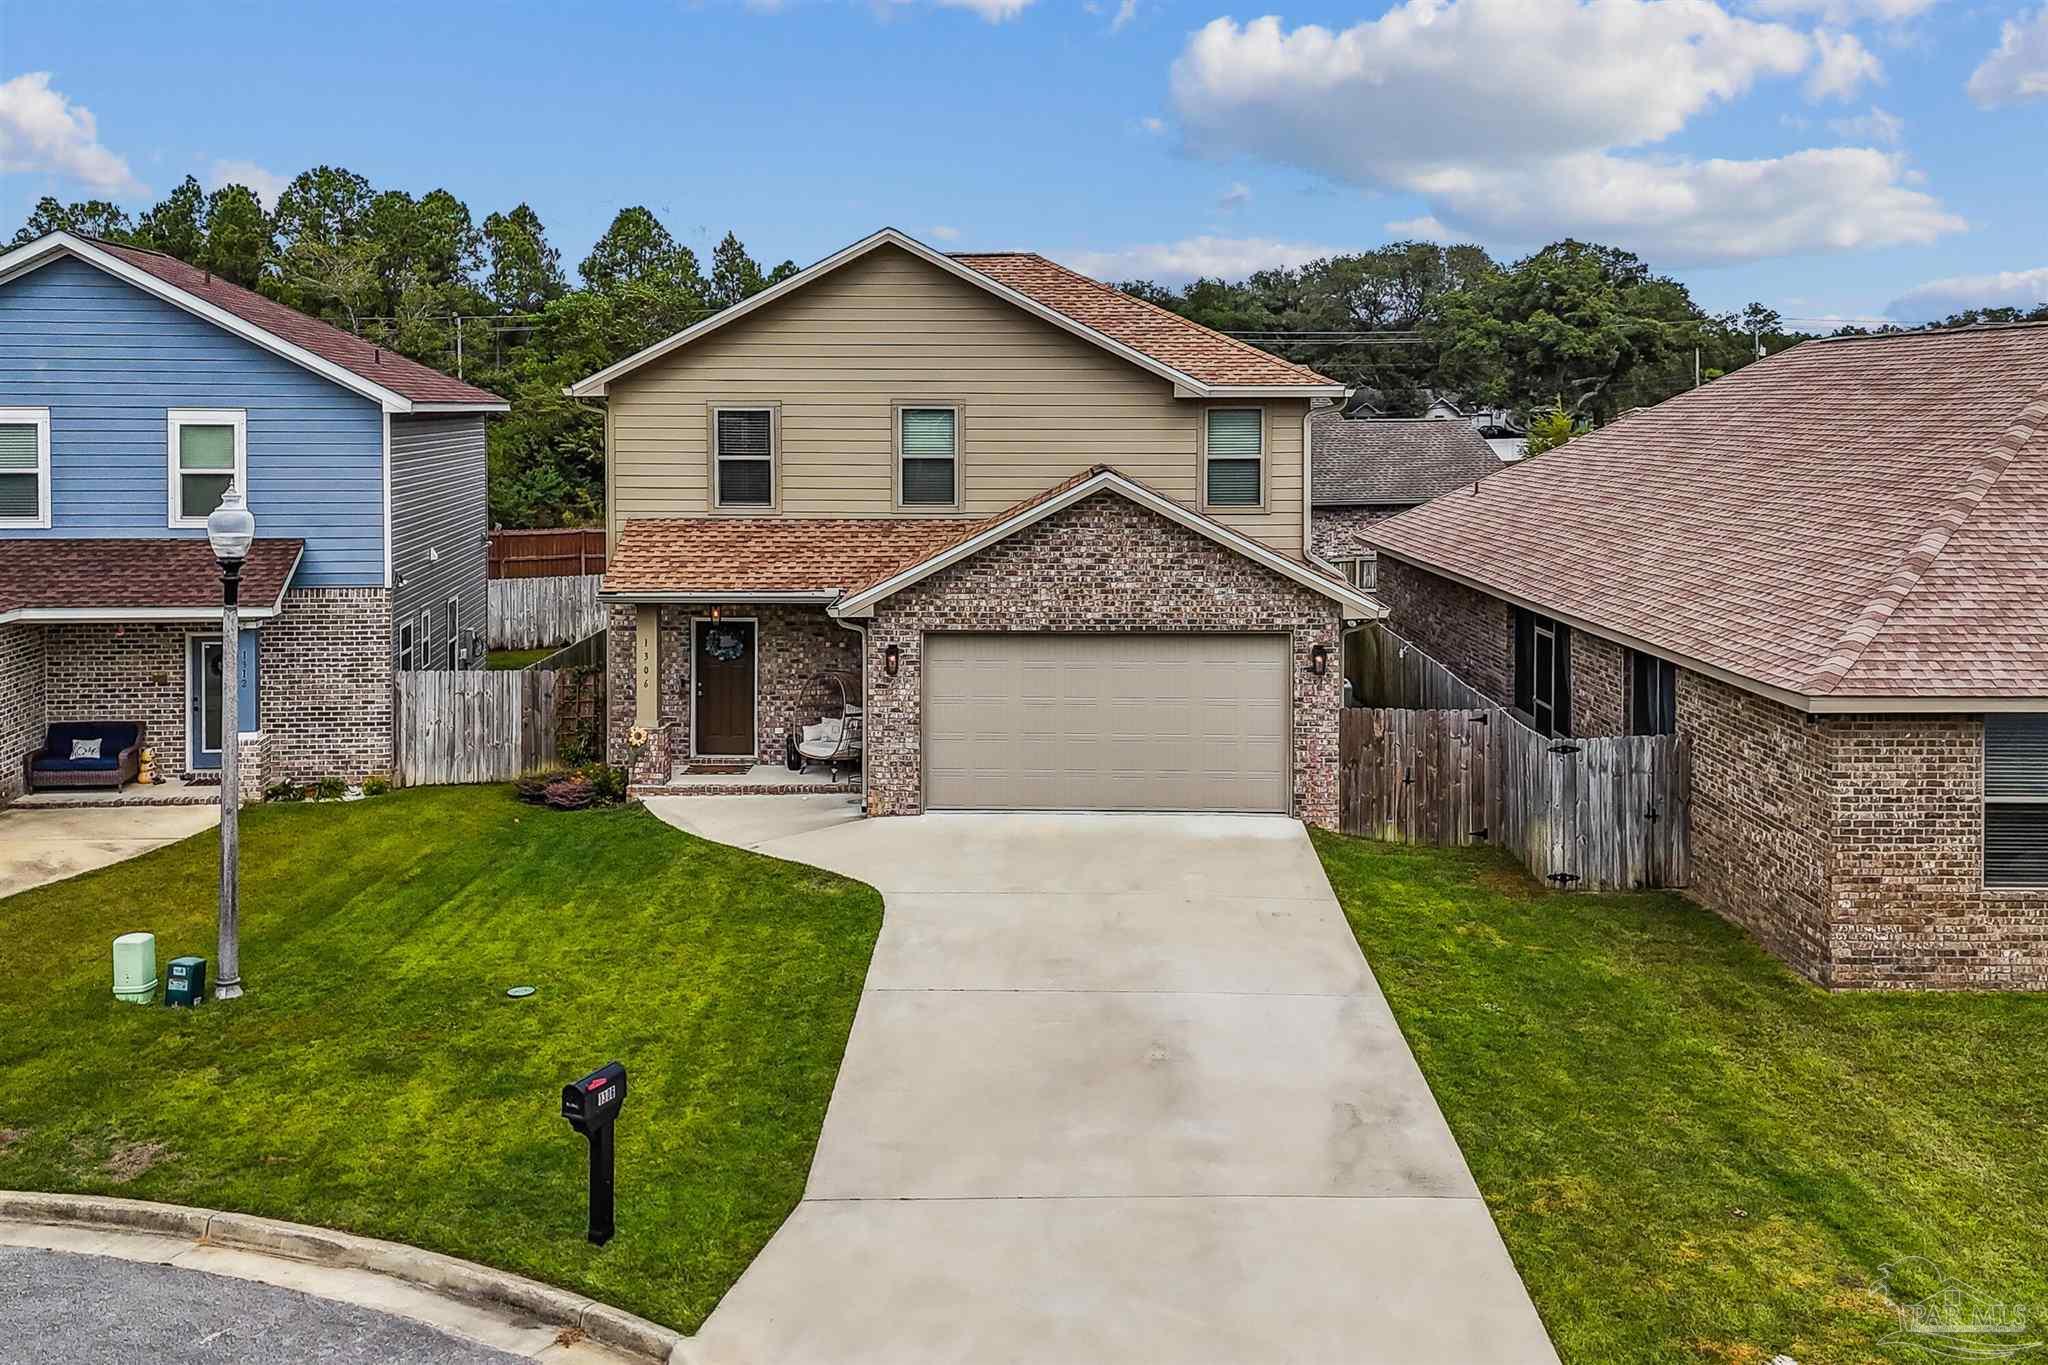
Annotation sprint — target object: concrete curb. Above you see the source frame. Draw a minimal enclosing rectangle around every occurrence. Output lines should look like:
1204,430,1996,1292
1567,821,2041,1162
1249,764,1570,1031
0,1191,685,1364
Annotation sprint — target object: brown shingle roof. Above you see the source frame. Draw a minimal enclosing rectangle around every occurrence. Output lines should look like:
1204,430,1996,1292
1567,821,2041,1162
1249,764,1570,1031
1311,414,1505,506
0,538,303,619
952,253,1338,389
88,240,506,409
1364,324,2048,700
603,517,982,597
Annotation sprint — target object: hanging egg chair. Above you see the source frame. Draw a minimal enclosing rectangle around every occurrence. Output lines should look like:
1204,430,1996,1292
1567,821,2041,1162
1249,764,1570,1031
786,670,863,779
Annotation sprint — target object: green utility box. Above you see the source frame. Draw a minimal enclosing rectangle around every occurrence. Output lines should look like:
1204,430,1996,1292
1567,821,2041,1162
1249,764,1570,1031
164,956,207,1007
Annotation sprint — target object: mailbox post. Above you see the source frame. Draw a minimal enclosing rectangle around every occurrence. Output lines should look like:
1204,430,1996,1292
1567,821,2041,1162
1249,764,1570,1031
560,1061,627,1245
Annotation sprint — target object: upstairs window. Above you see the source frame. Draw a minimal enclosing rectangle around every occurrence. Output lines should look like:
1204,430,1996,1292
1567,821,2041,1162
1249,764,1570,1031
398,621,414,672
169,409,246,527
1985,714,2048,888
1629,650,1678,736
445,598,461,669
898,406,958,507
1514,607,1572,737
1205,408,1263,507
0,407,50,528
713,407,775,509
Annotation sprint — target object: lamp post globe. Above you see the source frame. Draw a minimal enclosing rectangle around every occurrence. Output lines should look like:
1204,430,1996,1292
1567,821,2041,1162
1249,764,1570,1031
207,484,254,1001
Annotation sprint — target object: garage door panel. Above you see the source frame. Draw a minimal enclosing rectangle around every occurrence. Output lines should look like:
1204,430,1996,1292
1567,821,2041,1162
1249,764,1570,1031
924,634,1290,813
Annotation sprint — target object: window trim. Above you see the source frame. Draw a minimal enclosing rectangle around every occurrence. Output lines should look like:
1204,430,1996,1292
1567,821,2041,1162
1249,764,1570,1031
167,408,248,529
0,406,51,529
1200,404,1266,513
706,402,779,513
445,595,461,670
893,402,963,512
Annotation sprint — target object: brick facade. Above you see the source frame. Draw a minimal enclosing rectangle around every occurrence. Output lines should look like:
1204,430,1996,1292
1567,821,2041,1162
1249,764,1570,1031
26,587,391,796
861,490,1344,826
0,622,47,802
608,602,859,780
1376,552,2048,990
1311,504,1406,561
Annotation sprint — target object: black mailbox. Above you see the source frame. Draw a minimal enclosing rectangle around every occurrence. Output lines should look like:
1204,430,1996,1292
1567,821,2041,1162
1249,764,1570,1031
561,1061,627,1245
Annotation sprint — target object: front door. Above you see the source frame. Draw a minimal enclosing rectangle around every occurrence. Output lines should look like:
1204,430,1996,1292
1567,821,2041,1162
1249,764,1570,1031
693,619,757,758
187,632,260,770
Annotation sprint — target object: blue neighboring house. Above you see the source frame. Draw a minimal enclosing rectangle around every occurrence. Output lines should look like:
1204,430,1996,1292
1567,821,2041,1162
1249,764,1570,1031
0,231,507,801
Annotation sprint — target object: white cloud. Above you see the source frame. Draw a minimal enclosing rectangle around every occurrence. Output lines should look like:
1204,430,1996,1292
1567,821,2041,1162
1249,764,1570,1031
205,159,288,210
1168,0,1957,264
1110,0,1137,31
1217,181,1251,212
1827,104,1903,143
1385,214,1454,242
1806,28,1881,100
929,0,1034,19
1138,115,1167,134
1057,235,1339,282
1752,0,1939,21
1967,6,2048,107
1888,266,2048,319
928,224,961,241
0,72,143,195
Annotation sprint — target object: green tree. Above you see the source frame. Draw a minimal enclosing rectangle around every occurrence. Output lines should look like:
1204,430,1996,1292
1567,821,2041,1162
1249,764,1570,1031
709,231,768,308
1522,402,1589,456
481,204,565,313
135,176,207,260
578,206,703,297
10,196,137,245
198,184,273,288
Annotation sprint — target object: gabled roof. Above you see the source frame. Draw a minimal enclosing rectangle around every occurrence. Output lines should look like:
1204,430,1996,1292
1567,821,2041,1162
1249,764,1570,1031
601,466,1382,619
1311,413,1504,506
0,538,303,623
1364,323,2048,708
0,233,507,414
568,229,1342,399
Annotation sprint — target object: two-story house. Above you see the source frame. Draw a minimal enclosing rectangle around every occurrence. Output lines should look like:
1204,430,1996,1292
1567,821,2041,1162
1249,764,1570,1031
572,229,1381,824
0,232,505,801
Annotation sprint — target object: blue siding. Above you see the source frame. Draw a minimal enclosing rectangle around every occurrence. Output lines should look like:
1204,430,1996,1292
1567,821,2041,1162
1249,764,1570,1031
0,255,385,586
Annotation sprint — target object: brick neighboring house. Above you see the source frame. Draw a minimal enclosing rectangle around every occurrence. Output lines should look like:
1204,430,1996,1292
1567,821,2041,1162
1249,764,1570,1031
574,228,1382,824
1363,323,2048,991
1308,409,1505,589
0,232,505,802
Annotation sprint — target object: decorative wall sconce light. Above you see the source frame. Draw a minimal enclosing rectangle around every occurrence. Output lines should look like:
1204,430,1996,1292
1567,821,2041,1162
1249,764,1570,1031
1309,644,1329,678
709,604,722,622
883,643,901,678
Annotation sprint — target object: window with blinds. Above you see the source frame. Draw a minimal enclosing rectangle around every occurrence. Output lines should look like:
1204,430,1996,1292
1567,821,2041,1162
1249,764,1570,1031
0,409,48,526
1985,714,2048,887
169,409,244,526
1205,408,1262,507
714,408,774,507
899,407,957,506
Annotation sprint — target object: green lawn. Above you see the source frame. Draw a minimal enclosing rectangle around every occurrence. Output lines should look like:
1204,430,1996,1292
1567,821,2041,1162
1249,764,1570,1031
486,647,554,670
0,787,882,1331
1312,830,2048,1365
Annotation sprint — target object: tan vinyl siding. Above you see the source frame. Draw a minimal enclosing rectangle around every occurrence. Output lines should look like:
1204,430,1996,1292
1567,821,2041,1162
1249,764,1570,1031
606,244,1307,558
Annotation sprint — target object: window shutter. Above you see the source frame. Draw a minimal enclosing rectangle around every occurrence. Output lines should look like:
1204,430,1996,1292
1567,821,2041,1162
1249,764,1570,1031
0,418,35,518
1206,410,1262,506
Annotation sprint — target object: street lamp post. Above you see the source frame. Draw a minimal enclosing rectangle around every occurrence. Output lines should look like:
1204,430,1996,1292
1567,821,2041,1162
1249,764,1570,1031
206,484,255,1002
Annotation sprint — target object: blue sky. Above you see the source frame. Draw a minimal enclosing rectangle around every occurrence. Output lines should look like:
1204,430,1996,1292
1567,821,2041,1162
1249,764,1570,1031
4,0,2045,324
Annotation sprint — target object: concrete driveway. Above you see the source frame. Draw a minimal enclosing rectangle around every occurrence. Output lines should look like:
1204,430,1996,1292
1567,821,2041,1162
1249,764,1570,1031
0,804,218,899
647,797,1558,1365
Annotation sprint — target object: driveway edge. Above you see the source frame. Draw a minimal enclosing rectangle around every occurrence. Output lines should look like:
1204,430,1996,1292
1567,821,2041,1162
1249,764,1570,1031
0,1190,685,1363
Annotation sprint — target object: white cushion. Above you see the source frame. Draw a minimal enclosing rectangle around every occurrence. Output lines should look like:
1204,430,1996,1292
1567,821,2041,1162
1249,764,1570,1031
70,738,103,760
817,717,844,742
801,723,826,746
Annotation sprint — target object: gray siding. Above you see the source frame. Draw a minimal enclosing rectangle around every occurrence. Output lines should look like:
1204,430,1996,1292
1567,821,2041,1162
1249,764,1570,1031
390,414,488,668
0,256,386,585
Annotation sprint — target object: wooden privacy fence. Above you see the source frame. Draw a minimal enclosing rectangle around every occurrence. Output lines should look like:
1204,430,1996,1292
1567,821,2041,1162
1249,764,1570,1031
488,527,607,579
1340,626,1691,891
393,667,607,787
487,574,605,650
1351,622,1494,709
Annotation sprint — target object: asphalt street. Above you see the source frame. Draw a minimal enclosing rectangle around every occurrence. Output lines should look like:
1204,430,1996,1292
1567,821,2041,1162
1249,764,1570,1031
3,1247,529,1364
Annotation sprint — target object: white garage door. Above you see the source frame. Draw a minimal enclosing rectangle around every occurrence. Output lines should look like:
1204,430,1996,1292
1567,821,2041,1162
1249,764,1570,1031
923,634,1291,813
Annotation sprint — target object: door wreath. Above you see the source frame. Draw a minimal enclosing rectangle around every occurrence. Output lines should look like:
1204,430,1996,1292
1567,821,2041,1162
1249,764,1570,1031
704,626,748,663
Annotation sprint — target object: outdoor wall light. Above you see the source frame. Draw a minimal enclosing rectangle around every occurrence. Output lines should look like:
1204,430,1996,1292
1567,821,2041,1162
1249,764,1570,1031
1309,643,1329,678
709,604,722,622
883,643,901,678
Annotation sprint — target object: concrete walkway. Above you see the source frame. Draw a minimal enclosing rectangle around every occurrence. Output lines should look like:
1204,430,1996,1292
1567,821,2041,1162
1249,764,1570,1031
0,804,219,899
646,797,1558,1365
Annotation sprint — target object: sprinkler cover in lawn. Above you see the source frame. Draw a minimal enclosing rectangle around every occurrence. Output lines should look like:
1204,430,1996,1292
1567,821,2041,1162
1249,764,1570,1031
560,1061,627,1245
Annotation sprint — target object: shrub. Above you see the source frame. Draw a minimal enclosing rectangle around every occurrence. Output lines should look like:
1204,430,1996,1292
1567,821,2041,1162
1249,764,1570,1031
361,774,390,797
263,780,304,803
579,762,629,805
543,775,595,810
315,775,347,802
516,772,568,805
